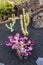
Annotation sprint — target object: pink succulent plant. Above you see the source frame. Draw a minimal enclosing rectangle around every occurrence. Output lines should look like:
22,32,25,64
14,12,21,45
6,33,35,58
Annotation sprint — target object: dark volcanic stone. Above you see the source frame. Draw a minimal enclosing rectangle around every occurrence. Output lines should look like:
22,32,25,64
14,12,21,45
0,19,43,65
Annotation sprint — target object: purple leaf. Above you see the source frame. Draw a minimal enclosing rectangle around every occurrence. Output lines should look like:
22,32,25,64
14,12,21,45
15,33,20,37
6,43,10,46
23,37,28,43
9,39,14,43
8,36,13,39
23,37,28,40
28,52,32,55
28,47,33,51
24,52,29,56
6,42,12,46
14,36,19,41
19,37,23,41
31,41,35,46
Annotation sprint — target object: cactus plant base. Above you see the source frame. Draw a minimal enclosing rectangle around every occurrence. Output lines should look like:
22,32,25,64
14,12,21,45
23,32,29,36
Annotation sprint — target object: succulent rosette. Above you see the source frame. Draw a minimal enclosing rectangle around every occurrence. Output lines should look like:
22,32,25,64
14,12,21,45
6,33,35,59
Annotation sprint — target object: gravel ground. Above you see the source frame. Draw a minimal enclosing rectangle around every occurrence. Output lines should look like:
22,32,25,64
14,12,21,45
0,19,43,65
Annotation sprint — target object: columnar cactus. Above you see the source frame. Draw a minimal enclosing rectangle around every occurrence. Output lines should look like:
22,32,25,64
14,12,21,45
5,14,16,32
20,9,31,36
20,15,25,34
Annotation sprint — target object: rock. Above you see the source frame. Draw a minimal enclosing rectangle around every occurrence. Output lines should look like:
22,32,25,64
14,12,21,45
32,9,43,28
39,0,43,6
0,63,5,65
36,57,43,65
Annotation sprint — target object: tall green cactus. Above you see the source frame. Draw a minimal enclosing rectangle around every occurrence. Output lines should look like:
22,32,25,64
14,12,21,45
20,9,31,36
5,14,16,32
20,15,25,34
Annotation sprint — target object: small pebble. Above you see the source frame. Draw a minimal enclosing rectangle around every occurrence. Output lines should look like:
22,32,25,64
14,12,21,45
36,57,43,65
0,63,5,65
